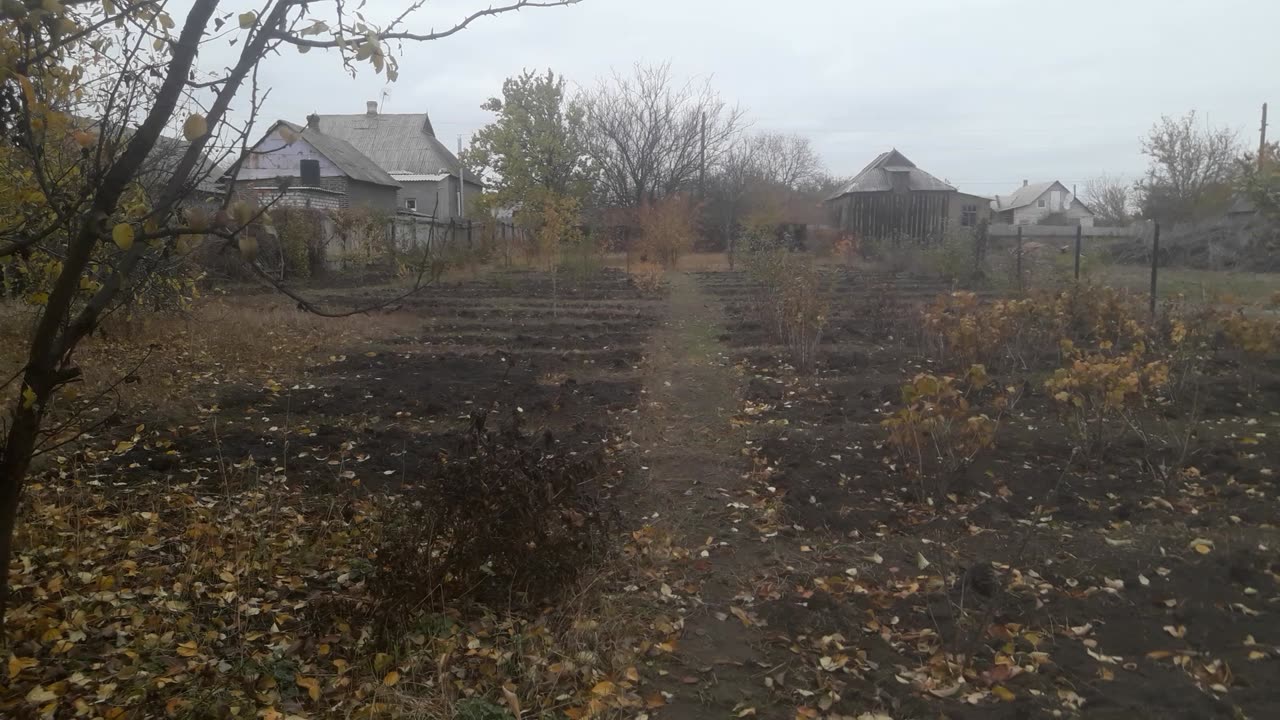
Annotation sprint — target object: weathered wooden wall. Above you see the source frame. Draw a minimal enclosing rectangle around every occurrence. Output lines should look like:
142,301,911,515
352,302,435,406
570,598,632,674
833,191,953,240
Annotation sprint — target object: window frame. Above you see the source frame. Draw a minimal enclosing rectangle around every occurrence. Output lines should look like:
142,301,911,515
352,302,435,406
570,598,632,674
299,158,320,185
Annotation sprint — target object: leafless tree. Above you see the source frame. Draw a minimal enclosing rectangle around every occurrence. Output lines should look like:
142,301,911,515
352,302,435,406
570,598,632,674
1083,174,1133,226
1136,110,1240,223
751,132,824,189
579,63,747,207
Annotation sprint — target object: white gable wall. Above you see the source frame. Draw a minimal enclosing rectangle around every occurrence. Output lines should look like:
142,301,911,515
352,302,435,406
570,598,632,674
239,131,343,180
1010,184,1094,227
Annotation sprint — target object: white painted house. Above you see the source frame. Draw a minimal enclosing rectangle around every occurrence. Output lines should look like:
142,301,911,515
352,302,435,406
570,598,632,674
991,180,1095,227
231,120,402,212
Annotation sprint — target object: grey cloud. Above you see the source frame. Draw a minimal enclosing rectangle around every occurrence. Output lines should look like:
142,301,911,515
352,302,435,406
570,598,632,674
209,0,1277,194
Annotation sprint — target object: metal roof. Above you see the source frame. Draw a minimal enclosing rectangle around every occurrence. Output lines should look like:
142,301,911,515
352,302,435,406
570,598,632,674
991,181,1060,211
828,149,956,199
389,171,450,182
311,111,482,187
277,120,401,188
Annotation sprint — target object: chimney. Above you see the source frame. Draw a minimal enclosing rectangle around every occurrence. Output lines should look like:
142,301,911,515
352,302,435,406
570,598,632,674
1022,179,1028,187
306,113,320,130
366,100,378,116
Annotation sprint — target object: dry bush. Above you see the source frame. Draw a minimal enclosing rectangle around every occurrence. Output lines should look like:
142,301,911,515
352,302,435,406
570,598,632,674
636,194,700,268
626,261,666,294
373,414,613,619
744,249,830,373
1045,342,1170,459
882,365,1002,500
922,284,1152,372
1220,310,1280,356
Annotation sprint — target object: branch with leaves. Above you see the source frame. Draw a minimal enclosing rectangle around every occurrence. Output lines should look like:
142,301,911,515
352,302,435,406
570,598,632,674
0,0,583,622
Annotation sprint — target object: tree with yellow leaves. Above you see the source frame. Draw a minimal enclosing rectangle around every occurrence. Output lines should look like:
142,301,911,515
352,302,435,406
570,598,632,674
0,0,581,621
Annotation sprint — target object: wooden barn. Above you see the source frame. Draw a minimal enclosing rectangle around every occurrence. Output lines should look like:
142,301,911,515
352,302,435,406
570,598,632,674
826,149,957,240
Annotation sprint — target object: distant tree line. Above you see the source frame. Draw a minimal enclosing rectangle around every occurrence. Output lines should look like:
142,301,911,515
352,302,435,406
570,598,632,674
1086,109,1278,228
462,63,847,261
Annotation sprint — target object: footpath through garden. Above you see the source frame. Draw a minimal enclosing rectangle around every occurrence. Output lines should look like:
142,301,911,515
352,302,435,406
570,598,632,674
628,272,800,719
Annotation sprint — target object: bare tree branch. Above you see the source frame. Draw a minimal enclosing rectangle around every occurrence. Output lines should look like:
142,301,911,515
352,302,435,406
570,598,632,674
271,0,581,48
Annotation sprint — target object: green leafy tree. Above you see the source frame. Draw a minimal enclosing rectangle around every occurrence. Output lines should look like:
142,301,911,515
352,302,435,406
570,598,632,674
0,0,579,622
1239,141,1280,221
464,70,594,271
462,69,593,210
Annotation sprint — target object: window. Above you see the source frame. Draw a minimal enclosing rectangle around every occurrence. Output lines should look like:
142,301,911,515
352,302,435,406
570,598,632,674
961,203,978,227
1037,198,1046,208
405,198,417,211
299,159,320,185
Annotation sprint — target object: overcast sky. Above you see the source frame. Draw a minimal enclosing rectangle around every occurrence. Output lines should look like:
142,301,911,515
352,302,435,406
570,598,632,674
218,0,1277,198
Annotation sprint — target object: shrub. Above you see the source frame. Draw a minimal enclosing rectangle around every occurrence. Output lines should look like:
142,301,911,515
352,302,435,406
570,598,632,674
1044,341,1169,459
627,261,665,295
921,284,1152,372
881,365,1002,500
637,194,700,268
1221,310,1279,356
743,249,830,373
373,415,612,622
921,292,1054,371
919,228,987,286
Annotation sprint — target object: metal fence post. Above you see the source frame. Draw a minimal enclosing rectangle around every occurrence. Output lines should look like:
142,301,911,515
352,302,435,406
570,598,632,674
1074,224,1082,281
1149,221,1160,321
1016,225,1024,292
975,220,988,278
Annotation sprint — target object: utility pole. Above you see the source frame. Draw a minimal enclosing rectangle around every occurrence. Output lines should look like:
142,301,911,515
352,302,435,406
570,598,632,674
457,135,465,219
699,111,707,198
1260,102,1269,170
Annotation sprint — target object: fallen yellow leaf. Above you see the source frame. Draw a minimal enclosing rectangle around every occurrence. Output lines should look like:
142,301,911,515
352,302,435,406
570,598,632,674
8,655,37,679
382,670,400,686
992,685,1016,702
25,685,57,703
591,680,616,697
296,675,321,701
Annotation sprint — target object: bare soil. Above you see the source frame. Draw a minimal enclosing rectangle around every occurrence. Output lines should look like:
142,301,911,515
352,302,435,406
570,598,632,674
671,268,1280,719
9,265,1277,719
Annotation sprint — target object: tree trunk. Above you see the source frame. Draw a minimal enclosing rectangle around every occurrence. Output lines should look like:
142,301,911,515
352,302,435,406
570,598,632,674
0,405,41,625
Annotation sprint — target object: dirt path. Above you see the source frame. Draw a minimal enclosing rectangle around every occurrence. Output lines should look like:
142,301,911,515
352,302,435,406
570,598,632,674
627,272,782,719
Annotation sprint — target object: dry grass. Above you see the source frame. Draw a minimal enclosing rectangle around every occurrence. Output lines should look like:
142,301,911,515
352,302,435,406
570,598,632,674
0,293,421,458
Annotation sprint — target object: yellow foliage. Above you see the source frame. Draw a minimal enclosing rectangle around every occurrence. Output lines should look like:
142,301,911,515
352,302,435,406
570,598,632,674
1044,345,1169,456
882,367,1001,497
636,194,700,268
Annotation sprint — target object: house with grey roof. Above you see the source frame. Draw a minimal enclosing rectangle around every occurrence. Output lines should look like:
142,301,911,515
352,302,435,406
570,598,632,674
309,101,483,220
826,149,958,239
991,180,1095,227
231,119,402,212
